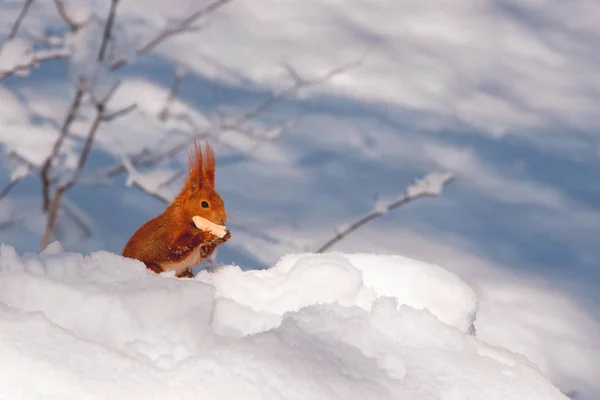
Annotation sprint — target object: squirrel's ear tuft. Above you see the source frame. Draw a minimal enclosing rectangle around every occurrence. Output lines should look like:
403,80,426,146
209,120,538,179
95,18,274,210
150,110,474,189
202,143,215,187
188,142,203,177
186,141,206,194
186,141,215,193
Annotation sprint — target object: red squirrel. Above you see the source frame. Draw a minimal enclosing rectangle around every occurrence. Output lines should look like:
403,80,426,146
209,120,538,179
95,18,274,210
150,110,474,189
122,141,231,278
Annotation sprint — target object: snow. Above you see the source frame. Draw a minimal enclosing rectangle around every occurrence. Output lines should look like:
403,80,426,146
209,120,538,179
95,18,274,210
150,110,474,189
405,171,455,199
9,163,29,182
201,252,478,336
0,38,31,71
0,243,566,400
0,37,69,80
0,0,599,398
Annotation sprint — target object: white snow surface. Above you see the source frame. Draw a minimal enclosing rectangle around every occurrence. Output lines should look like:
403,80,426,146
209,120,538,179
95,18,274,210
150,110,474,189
1,0,599,398
0,243,565,400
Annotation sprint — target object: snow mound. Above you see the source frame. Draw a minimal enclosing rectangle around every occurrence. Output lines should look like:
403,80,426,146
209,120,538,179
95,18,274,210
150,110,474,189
198,252,479,336
0,243,566,400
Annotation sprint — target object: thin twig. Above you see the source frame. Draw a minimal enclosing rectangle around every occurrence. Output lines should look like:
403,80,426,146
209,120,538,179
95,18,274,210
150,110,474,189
230,53,368,128
102,103,137,121
8,0,35,39
97,0,119,63
40,87,121,250
0,178,22,203
40,83,85,211
315,172,455,253
5,151,92,240
41,0,123,250
132,181,171,203
98,54,367,180
158,66,187,122
109,0,234,70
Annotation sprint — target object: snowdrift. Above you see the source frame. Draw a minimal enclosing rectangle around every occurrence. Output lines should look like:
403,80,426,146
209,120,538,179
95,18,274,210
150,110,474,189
0,243,566,400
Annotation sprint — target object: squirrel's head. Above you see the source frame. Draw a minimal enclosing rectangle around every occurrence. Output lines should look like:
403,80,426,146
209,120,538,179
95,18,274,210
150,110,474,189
176,141,227,226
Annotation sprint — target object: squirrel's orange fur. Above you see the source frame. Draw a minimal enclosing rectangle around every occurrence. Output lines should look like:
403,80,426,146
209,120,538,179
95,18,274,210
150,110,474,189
122,142,230,278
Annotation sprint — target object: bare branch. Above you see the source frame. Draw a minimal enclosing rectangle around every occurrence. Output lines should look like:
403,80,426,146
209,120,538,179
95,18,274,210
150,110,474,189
41,0,124,250
4,151,92,239
282,62,306,85
0,178,22,203
82,79,133,121
0,163,29,204
65,109,102,187
225,51,369,129
98,123,212,180
315,172,455,253
158,66,187,122
131,180,172,204
98,54,366,182
97,0,119,63
102,103,137,121
40,89,127,250
52,0,83,31
8,0,35,39
86,79,121,107
134,21,207,59
109,0,234,70
40,84,85,211
105,36,117,66
224,117,298,143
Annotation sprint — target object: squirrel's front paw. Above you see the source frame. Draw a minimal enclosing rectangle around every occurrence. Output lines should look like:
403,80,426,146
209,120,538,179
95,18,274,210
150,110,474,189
200,242,218,258
210,229,231,244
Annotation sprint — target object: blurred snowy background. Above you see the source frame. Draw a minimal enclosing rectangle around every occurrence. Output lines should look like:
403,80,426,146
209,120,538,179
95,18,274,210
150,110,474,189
0,0,599,398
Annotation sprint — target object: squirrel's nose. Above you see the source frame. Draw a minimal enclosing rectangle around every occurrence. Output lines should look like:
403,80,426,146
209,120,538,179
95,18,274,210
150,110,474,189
216,214,227,225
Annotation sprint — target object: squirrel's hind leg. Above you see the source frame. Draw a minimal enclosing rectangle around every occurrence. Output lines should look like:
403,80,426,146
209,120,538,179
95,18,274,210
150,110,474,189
145,262,164,274
176,269,195,279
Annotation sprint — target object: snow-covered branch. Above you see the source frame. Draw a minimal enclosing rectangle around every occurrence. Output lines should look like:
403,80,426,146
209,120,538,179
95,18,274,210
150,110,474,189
405,171,455,199
1,0,77,82
120,155,173,204
0,41,70,82
315,172,455,253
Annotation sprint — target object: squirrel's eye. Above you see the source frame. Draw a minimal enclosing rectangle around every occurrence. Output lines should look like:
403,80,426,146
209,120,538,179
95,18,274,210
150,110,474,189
201,201,209,208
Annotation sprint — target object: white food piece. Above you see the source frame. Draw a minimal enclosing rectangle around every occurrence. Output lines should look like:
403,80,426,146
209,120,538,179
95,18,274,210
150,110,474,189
192,215,227,238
